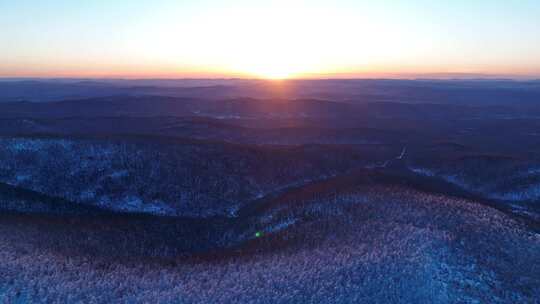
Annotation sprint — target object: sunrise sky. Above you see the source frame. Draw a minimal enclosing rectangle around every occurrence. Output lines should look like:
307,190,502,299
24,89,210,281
1,0,539,79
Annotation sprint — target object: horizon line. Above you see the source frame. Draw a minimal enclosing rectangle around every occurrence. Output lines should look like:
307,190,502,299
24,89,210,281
1,76,539,82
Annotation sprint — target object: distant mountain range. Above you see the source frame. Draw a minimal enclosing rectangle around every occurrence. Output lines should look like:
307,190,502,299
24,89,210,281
2,79,540,105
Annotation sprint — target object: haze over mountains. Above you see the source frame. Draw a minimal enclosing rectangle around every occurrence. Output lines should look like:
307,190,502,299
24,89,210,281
2,78,540,104
0,79,539,303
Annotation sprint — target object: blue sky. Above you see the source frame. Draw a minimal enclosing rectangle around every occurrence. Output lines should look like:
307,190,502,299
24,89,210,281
1,0,539,78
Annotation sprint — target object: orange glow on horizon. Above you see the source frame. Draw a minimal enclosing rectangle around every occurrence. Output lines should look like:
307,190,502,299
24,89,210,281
1,63,539,80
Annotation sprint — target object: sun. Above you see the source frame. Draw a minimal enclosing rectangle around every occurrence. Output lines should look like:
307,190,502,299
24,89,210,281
253,67,295,80
162,5,346,80
232,60,302,80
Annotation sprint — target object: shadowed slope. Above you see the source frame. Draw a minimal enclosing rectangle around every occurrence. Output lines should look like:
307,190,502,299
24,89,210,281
1,170,538,303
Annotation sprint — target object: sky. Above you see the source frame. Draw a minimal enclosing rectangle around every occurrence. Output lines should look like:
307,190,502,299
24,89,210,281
1,0,539,79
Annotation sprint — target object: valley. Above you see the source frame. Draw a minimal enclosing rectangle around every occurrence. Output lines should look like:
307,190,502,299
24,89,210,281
0,79,539,303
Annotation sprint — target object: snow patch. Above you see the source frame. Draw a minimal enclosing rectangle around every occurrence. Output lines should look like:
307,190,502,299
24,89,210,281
264,218,297,234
